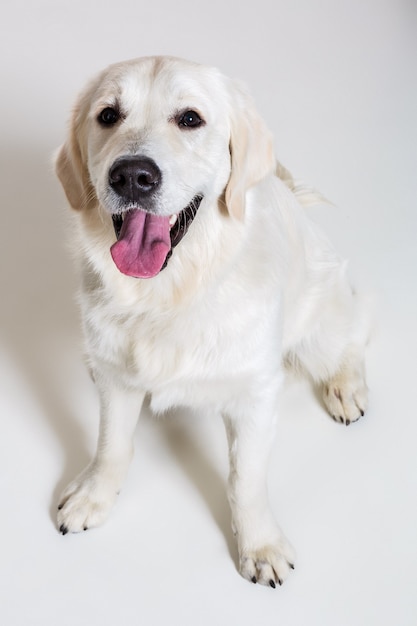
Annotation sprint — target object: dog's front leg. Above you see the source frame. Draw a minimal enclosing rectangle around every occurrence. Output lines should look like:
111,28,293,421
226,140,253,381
223,390,295,587
57,375,144,534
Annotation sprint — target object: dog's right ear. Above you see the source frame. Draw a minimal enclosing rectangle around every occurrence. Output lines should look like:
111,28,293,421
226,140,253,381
55,106,96,211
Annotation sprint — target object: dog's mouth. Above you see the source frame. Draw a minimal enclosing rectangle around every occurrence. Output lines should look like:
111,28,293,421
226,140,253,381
110,194,203,279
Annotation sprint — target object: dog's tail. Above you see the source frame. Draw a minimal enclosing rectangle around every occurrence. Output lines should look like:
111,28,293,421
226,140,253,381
276,160,331,208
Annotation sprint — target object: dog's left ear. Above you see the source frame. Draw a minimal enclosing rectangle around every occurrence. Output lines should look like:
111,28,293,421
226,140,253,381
225,81,276,220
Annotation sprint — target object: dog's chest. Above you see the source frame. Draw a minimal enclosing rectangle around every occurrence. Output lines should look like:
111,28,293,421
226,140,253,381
88,287,282,402
115,307,248,385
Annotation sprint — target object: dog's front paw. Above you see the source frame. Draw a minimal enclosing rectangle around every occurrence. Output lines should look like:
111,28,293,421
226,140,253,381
239,534,295,588
57,464,118,534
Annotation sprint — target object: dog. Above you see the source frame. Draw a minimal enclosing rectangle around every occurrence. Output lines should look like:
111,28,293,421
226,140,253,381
55,55,369,588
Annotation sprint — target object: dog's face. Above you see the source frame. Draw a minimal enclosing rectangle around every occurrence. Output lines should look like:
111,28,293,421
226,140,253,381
56,56,275,278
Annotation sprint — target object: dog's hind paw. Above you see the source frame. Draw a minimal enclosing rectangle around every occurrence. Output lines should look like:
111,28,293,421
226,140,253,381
322,361,368,425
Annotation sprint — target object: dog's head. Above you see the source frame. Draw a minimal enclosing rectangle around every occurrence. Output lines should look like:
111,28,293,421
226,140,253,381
56,56,275,279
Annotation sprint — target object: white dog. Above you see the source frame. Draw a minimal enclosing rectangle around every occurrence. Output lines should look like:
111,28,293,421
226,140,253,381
55,56,369,588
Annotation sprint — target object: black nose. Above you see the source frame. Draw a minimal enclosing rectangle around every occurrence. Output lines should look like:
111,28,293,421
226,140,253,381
109,156,162,203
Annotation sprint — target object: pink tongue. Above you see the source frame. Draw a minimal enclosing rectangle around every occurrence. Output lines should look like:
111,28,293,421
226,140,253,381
110,210,171,278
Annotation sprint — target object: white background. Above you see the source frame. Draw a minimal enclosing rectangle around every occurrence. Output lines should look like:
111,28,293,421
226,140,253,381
1,1,416,624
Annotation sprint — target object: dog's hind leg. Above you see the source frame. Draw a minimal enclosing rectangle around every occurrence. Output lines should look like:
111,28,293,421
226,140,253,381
321,344,368,425
287,289,371,425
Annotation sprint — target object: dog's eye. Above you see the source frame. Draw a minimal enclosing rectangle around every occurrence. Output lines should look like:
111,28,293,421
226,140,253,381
98,107,120,126
177,110,204,129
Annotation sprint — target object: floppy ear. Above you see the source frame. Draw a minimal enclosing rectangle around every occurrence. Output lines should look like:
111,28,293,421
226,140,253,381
55,105,96,211
225,82,276,220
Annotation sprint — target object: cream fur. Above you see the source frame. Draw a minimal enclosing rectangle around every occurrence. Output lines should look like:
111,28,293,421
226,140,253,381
55,56,369,587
